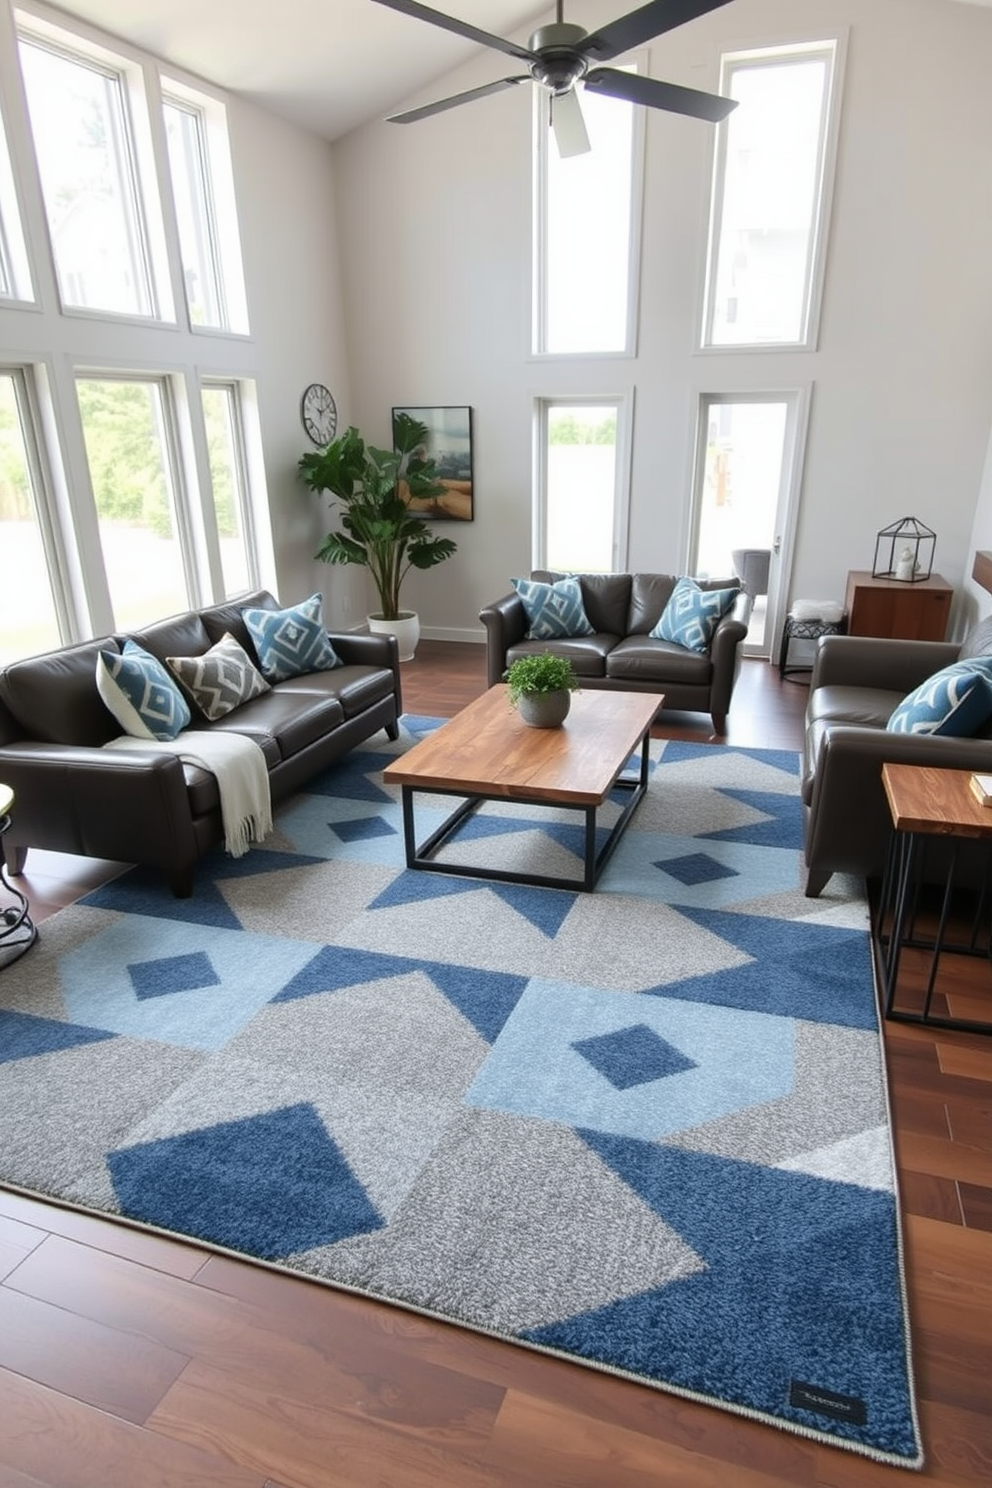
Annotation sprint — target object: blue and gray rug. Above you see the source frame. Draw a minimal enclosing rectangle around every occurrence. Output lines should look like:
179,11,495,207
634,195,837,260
0,722,923,1468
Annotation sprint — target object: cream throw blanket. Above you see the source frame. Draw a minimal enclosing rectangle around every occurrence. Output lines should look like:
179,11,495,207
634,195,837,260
106,730,273,858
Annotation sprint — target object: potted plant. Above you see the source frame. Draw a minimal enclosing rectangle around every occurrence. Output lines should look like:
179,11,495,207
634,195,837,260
298,412,457,661
504,652,579,728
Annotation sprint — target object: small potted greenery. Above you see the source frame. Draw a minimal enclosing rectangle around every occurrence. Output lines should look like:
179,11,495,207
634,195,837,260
504,652,579,728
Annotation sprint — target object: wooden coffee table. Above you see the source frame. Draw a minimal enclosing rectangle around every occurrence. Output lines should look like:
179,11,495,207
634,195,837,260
382,686,663,891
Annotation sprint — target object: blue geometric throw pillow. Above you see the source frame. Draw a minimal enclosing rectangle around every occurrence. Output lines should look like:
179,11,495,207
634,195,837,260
96,639,192,741
242,593,341,682
887,662,992,737
651,577,740,653
512,577,594,640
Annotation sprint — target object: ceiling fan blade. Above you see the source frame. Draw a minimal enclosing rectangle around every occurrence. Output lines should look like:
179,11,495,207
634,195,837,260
579,0,734,63
551,87,590,158
388,75,529,124
370,0,535,65
584,67,737,122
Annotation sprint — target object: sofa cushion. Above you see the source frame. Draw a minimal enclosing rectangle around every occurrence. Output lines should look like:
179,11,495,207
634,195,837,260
651,578,740,653
606,636,711,683
512,577,594,640
273,664,397,719
627,574,677,634
808,684,906,731
127,611,212,665
96,640,192,741
0,638,119,746
192,689,345,761
505,637,610,678
887,662,992,737
243,593,341,681
201,590,278,652
166,633,270,721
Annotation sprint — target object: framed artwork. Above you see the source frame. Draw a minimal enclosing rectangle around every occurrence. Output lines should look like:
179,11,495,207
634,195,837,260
392,405,474,522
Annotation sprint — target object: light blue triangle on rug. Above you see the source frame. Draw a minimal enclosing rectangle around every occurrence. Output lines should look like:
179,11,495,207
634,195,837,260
0,721,923,1471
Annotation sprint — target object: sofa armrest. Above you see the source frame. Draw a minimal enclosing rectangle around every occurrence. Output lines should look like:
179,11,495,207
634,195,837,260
0,741,199,869
809,635,960,693
479,593,528,687
329,631,402,712
804,724,992,881
707,592,752,716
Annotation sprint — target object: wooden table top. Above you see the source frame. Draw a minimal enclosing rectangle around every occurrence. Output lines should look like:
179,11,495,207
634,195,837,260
881,762,992,839
383,686,664,806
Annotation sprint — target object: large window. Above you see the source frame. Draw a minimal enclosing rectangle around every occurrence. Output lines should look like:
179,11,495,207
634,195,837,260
76,376,191,629
0,370,63,662
537,398,629,573
535,71,643,356
0,109,32,302
701,40,841,349
18,30,166,319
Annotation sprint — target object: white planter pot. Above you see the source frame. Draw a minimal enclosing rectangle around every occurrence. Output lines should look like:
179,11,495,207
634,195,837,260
368,611,420,662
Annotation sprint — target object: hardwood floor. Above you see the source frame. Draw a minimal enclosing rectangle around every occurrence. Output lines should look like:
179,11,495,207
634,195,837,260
2,644,990,1487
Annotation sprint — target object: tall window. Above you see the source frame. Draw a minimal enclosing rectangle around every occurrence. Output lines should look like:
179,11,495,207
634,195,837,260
535,71,642,355
18,33,163,318
162,84,247,332
0,371,63,662
76,376,190,629
538,399,627,572
201,382,256,596
702,40,841,349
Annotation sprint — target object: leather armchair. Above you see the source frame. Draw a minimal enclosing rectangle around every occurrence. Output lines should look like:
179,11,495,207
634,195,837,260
802,625,992,896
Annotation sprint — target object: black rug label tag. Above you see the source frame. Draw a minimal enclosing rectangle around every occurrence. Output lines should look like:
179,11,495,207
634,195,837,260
789,1380,867,1426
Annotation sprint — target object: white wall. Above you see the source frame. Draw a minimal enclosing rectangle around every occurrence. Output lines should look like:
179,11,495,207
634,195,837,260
332,0,992,643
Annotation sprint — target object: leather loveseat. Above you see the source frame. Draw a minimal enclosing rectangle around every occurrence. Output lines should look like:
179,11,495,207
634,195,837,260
479,571,752,733
802,619,992,896
0,590,401,897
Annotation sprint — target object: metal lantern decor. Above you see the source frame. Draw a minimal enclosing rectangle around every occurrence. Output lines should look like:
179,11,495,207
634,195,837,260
872,517,935,584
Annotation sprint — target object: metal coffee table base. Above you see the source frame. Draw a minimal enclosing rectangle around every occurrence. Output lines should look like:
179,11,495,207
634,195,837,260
398,733,651,892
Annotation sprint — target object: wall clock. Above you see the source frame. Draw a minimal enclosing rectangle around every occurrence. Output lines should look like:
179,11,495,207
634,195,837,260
301,383,337,446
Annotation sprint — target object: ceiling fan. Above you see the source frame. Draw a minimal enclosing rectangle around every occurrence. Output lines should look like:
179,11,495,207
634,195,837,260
371,0,738,157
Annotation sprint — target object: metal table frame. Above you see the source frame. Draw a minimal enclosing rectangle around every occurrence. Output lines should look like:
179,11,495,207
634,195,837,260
397,729,651,892
1,801,38,968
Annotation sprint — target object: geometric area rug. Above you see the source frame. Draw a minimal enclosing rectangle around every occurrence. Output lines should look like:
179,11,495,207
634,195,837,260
0,720,923,1469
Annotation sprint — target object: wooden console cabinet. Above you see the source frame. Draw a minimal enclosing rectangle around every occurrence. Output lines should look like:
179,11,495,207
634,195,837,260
844,570,953,641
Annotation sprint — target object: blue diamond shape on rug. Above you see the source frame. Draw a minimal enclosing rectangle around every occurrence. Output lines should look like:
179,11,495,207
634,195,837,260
573,1024,698,1089
0,1009,117,1065
107,1102,382,1259
467,979,793,1139
330,814,397,843
645,908,878,1031
655,852,740,886
525,1138,919,1462
370,870,575,937
128,951,220,1001
60,915,317,1050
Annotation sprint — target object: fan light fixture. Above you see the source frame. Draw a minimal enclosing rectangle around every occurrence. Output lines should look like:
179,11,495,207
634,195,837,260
372,0,738,158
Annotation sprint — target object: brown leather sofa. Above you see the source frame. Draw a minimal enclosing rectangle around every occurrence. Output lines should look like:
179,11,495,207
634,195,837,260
0,590,401,897
479,571,752,733
802,620,992,896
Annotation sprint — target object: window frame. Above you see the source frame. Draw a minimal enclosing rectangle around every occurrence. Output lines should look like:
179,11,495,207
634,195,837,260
198,377,261,597
699,33,847,354
532,59,646,361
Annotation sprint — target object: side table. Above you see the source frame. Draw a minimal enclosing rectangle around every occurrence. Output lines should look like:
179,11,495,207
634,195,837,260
778,613,846,681
0,784,38,968
875,764,992,1035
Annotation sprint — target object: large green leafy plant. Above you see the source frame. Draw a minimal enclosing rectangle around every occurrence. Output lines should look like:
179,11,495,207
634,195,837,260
298,412,457,621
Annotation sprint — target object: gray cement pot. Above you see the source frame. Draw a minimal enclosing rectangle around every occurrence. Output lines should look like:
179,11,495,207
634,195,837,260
517,690,571,728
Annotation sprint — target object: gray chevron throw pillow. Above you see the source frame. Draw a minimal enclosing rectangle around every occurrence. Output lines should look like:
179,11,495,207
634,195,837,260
167,632,270,721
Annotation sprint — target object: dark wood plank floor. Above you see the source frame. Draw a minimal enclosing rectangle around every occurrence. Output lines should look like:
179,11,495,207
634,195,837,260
2,644,990,1486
